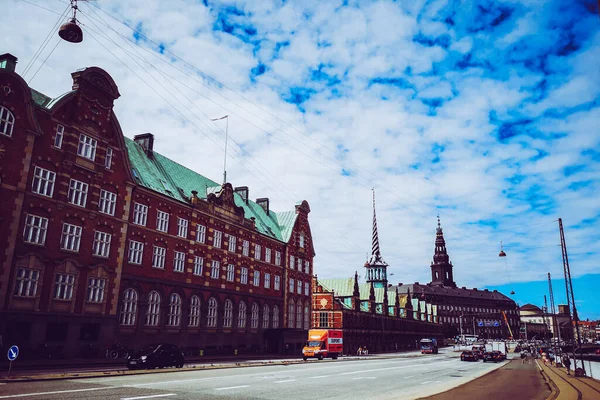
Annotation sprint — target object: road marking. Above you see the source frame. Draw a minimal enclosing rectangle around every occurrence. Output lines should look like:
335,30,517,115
339,360,454,376
421,381,433,385
0,386,119,399
312,375,330,379
274,379,297,383
214,385,250,391
121,394,177,400
352,377,376,380
404,376,414,379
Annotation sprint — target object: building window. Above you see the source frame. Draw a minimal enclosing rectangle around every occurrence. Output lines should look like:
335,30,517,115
304,305,310,330
87,277,105,303
60,223,82,252
275,251,281,266
263,305,270,329
167,293,182,327
319,312,329,328
305,281,310,296
105,148,113,169
173,251,185,273
156,210,169,232
189,296,201,327
68,179,89,207
152,246,166,269
265,248,271,263
238,301,247,328
92,231,111,258
251,303,259,329
254,244,261,260
264,273,271,289
226,264,235,282
297,257,302,270
193,256,203,276
297,280,302,294
145,291,161,326
223,299,233,328
242,240,249,256
228,235,236,252
290,255,295,270
53,273,75,300
305,260,310,274
128,240,144,264
196,224,206,243
213,230,222,248
119,288,138,326
206,297,218,328
32,166,55,197
132,203,148,226
23,214,48,245
296,303,303,329
274,275,280,291
99,190,117,216
288,300,295,329
253,270,260,287
13,268,39,297
54,125,64,149
177,218,188,238
210,260,220,279
77,133,97,161
240,267,248,284
272,305,279,328
0,106,15,137
289,278,294,293
299,234,305,248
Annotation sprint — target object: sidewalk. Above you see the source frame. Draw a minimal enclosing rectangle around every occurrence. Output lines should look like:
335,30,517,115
538,361,600,400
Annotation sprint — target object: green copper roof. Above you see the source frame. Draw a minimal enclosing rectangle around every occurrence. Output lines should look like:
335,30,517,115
30,89,52,107
318,277,405,307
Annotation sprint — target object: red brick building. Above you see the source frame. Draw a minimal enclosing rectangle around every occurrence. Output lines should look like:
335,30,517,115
0,53,314,359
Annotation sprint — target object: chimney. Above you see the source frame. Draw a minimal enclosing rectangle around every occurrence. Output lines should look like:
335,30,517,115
256,198,269,215
234,186,249,204
134,133,154,157
0,53,18,73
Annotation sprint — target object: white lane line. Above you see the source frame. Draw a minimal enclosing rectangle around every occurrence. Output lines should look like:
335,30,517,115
214,385,250,391
312,375,330,379
338,360,454,376
121,394,177,400
421,381,433,385
0,386,120,399
274,379,297,383
352,377,376,380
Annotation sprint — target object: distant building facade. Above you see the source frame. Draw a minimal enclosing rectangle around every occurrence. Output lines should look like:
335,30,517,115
0,53,314,358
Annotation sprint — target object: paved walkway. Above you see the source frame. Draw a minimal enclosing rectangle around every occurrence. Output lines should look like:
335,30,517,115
538,360,600,400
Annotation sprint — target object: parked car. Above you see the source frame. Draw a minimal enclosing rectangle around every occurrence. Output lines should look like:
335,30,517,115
127,343,185,370
482,351,497,362
461,350,478,362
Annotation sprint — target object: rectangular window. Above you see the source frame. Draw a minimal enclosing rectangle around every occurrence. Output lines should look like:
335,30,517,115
290,255,295,270
87,277,105,303
274,275,280,291
253,270,261,287
128,240,144,264
275,251,281,266
264,273,271,289
265,248,271,263
152,246,166,269
98,190,117,216
289,278,294,293
226,264,235,281
193,256,203,276
319,312,329,328
299,234,305,248
23,214,48,245
132,203,148,226
77,133,97,161
53,273,75,300
228,235,236,252
210,260,220,279
254,244,261,260
297,257,302,271
240,267,248,284
105,147,113,169
177,218,188,238
297,280,302,294
213,230,222,248
60,223,82,252
305,260,310,274
68,179,89,207
173,251,185,272
156,210,169,232
32,166,56,197
54,125,64,149
92,231,111,258
14,268,40,297
196,224,206,243
305,281,310,296
242,240,249,256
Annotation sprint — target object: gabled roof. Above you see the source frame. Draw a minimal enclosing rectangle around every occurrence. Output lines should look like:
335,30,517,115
317,278,407,308
395,283,514,303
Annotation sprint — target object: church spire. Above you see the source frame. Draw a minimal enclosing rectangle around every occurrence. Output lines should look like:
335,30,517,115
370,189,386,265
365,189,388,288
430,215,456,287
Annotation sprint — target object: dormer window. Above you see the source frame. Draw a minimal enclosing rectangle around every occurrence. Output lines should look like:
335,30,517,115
77,133,97,161
0,106,15,137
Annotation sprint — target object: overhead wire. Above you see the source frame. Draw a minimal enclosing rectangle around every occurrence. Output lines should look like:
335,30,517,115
27,37,61,84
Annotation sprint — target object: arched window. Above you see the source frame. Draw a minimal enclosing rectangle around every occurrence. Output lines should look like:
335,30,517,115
288,299,295,329
272,305,279,329
251,302,259,329
223,299,233,328
206,297,217,328
145,291,161,326
119,288,138,326
189,295,201,327
0,106,15,137
304,304,309,330
167,293,182,327
435,271,439,280
296,301,303,329
238,301,247,328
262,304,270,329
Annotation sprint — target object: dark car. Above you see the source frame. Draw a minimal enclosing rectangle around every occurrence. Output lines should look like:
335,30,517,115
494,351,506,361
461,350,477,362
127,343,185,370
482,351,497,362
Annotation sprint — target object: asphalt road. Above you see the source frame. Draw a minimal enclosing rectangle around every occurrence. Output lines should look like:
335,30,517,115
0,349,508,400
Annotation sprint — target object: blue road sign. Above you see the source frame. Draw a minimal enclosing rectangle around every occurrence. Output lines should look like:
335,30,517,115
7,345,19,361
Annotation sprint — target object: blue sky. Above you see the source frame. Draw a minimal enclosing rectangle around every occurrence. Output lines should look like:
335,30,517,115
3,0,599,319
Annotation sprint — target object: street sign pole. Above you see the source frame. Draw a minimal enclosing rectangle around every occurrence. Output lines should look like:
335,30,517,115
7,345,19,378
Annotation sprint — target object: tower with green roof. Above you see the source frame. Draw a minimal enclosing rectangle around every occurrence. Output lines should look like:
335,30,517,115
364,189,388,289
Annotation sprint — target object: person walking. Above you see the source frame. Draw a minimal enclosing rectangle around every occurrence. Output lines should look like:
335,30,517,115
562,354,571,375
357,346,363,356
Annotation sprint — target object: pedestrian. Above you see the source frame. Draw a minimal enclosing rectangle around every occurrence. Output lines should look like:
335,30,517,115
357,346,363,356
364,346,368,355
562,354,571,375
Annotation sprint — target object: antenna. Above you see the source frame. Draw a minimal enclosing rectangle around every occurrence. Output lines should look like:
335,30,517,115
210,115,229,184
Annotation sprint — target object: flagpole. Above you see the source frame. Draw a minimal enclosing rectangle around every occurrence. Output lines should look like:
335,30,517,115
210,115,229,184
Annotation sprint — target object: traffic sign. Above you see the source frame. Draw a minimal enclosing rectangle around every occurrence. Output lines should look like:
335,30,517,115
7,345,19,361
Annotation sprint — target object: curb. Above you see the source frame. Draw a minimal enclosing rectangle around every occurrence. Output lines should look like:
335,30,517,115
536,360,560,400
